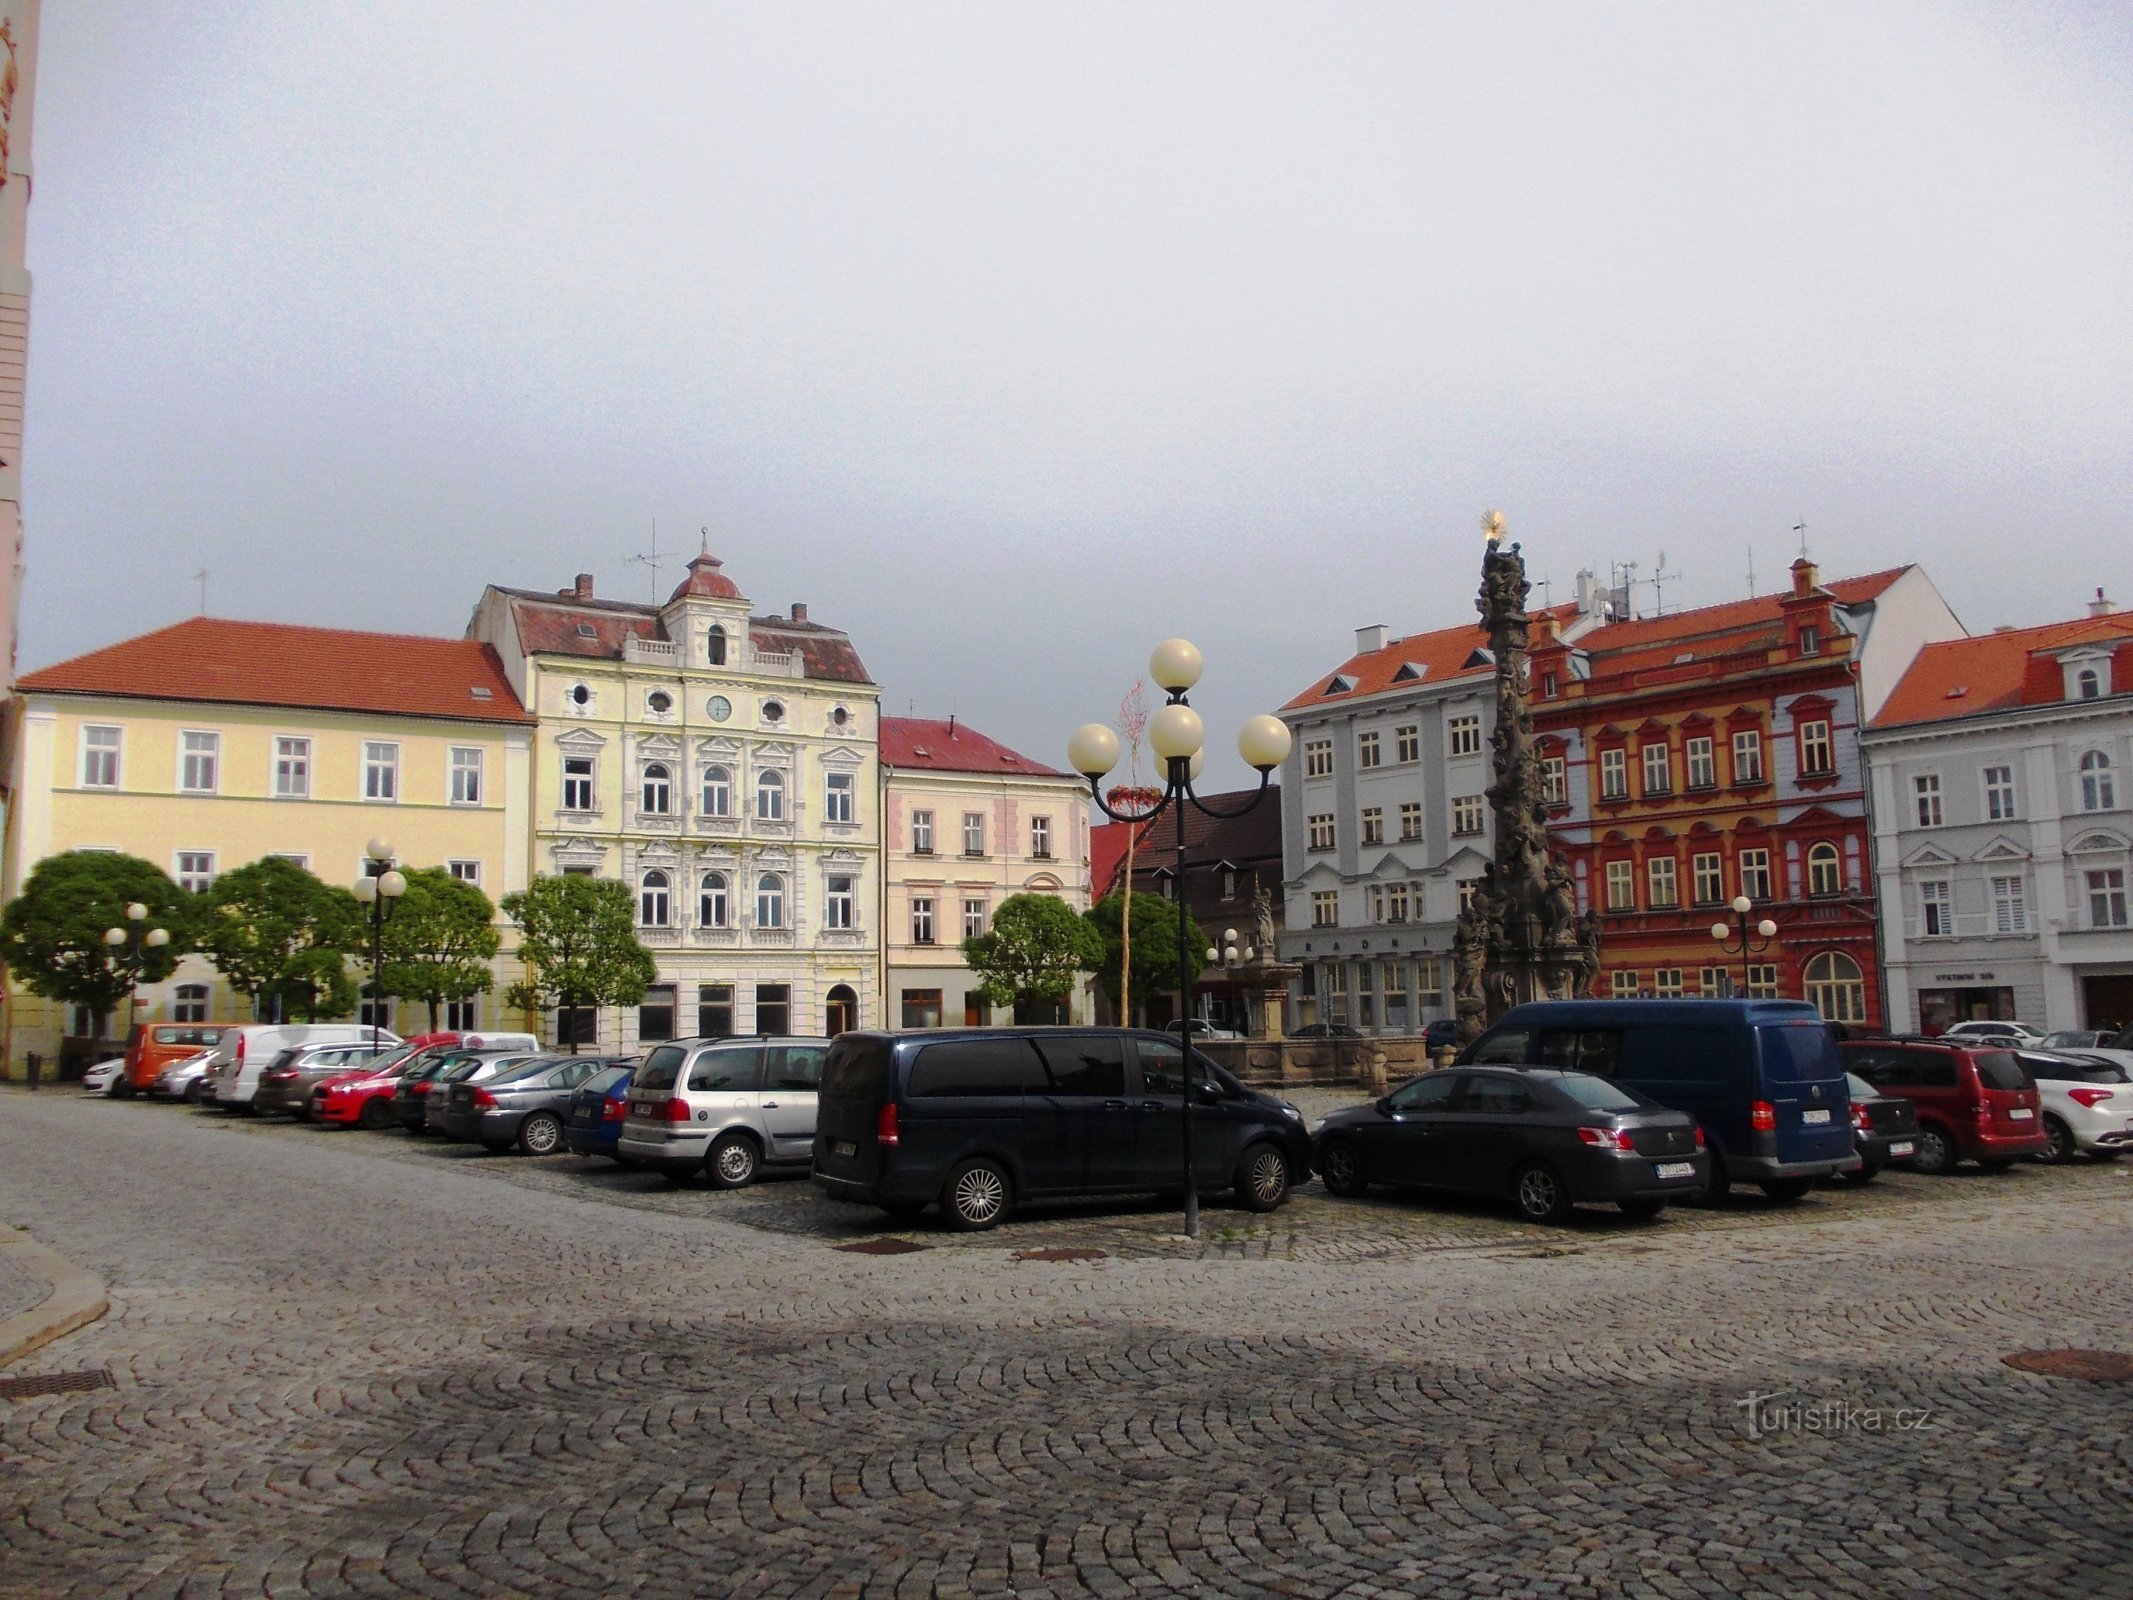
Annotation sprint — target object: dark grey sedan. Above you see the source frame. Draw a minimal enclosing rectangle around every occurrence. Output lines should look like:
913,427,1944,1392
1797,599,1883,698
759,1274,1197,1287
432,1056,620,1154
1310,1067,1708,1223
252,1042,395,1117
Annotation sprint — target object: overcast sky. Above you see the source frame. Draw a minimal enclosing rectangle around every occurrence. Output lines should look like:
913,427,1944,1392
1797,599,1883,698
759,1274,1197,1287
24,2,2133,784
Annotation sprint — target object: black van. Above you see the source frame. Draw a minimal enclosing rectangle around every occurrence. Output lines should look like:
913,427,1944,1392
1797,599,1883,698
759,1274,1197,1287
1460,999,1858,1200
812,1028,1314,1230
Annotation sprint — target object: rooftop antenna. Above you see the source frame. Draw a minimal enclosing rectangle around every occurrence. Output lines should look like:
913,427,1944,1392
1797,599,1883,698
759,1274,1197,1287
1794,520,1809,560
1746,543,1757,597
193,569,208,615
1532,574,1554,607
1645,549,1683,617
629,519,665,601
699,525,712,557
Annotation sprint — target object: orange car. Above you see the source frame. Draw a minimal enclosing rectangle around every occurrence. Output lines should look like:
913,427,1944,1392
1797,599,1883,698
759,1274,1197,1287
122,1021,238,1095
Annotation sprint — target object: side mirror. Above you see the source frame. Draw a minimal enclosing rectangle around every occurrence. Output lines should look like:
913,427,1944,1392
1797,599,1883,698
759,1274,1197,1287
1195,1082,1223,1106
1375,1095,1394,1115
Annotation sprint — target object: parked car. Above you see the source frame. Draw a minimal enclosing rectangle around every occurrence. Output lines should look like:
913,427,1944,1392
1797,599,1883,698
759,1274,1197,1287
81,1057,126,1095
150,1051,217,1103
118,1022,235,1097
387,1050,483,1131
207,1024,400,1110
563,1061,639,1163
1838,1036,2048,1173
1164,1019,1244,1040
2010,1050,2131,1164
1842,1071,1917,1183
252,1042,395,1117
812,1028,1312,1230
432,1055,626,1152
1422,1018,1461,1054
416,1051,546,1133
1456,1000,1858,1201
1290,1023,1362,1040
619,1035,832,1186
1941,1020,2045,1045
1312,1066,1707,1222
2042,1030,2116,1051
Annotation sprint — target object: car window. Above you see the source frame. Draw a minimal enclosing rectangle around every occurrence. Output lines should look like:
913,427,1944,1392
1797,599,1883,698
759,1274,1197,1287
1387,1073,1464,1112
1757,1023,1840,1081
1845,1072,1877,1100
1550,1073,1648,1112
767,1045,826,1091
1904,1049,1958,1089
1033,1034,1127,1097
1464,1029,1531,1065
1535,1029,1622,1074
907,1038,1046,1097
1462,1075,1534,1114
688,1047,762,1092
1974,1052,2029,1092
635,1044,688,1092
1133,1037,1220,1098
584,1065,631,1095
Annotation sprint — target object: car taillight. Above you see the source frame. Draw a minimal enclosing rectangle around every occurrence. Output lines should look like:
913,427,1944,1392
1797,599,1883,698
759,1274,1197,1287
472,1088,497,1109
235,1036,246,1064
603,1098,626,1121
1850,1103,1869,1131
1750,1100,1776,1132
877,1103,900,1146
2069,1088,2116,1108
1693,1125,1706,1148
1576,1125,1635,1151
663,1098,693,1123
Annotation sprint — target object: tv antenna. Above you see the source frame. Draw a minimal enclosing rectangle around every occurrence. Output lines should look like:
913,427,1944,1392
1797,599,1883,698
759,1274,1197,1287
1645,549,1683,617
629,519,665,601
1793,520,1809,560
1746,543,1757,597
193,569,208,615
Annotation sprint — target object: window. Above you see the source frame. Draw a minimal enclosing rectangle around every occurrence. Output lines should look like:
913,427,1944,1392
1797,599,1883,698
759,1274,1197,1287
1798,719,1833,777
1599,748,1628,800
363,741,399,801
79,725,122,788
1305,740,1333,778
1398,802,1423,841
1913,773,1943,828
1807,841,1843,898
1799,625,1820,657
1642,742,1671,796
641,762,673,814
646,690,673,716
2076,667,2102,701
1983,765,2017,822
1692,852,1724,907
2088,868,2128,929
755,874,786,929
762,700,785,723
1804,952,1866,1024
359,991,393,1032
824,770,855,824
1448,714,1482,757
1745,963,1779,1000
176,851,215,895
699,871,730,927
1731,729,1765,785
1920,879,1952,937
1385,882,1408,923
962,813,986,856
1647,857,1679,909
1396,725,1420,763
1030,816,1052,859
1541,671,1559,699
445,998,480,1033
1308,814,1336,851
754,983,791,1035
1652,968,1685,999
2080,751,2115,812
1360,807,1384,845
698,983,735,1038
1739,848,1773,901
1451,796,1484,836
268,736,309,799
962,897,987,939
181,731,220,794
1542,756,1567,806
912,809,934,854
1221,869,1237,900
638,985,677,1043
1698,966,1730,999
270,852,310,869
1457,879,1481,915
567,682,592,709
901,988,944,1029
159,983,211,1025
911,895,936,944
1367,883,1385,924
1357,731,1381,768
450,747,483,806
705,625,727,666
562,756,595,812
756,768,785,820
1685,736,1716,791
1605,860,1635,911
825,876,856,931
447,859,482,886
701,765,731,817
1311,890,1339,928
639,869,670,927
1990,874,2028,934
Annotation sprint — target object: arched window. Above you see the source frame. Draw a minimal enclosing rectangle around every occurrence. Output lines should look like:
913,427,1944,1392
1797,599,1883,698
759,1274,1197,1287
699,871,729,928
639,869,670,927
706,625,727,666
1807,842,1843,897
172,983,210,1024
2081,750,2116,812
640,762,672,814
701,765,732,817
1804,951,1866,1024
756,768,785,820
756,873,785,929
826,983,857,1036
2077,667,2102,701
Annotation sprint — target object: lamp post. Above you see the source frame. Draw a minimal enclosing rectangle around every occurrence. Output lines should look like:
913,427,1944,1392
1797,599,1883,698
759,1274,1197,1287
352,839,408,1054
1202,929,1257,1032
102,901,171,1093
1710,895,1779,999
1071,639,1293,1238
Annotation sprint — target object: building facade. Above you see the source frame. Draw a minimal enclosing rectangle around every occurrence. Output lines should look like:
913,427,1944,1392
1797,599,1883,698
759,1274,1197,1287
879,716,1093,1028
2,618,533,1064
1864,597,2133,1032
466,553,880,1048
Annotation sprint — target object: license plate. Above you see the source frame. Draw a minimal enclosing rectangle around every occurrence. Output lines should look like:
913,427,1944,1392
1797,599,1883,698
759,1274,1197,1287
1889,1141,1914,1157
1802,1108,1831,1125
833,1140,857,1159
572,1108,592,1121
1655,1161,1696,1179
2008,1107,2033,1121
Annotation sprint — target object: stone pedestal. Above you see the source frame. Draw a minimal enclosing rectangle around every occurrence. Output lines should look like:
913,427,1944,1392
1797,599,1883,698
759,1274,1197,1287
1227,958,1301,1039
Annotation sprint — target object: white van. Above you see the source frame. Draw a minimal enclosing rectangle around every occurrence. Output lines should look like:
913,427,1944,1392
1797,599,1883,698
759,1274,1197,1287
208,1024,403,1108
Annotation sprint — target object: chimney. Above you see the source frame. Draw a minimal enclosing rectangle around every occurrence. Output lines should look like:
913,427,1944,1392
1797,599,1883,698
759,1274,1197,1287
1355,623,1389,654
947,713,958,738
1790,557,1818,598
791,602,808,624
2090,587,2114,618
1574,569,1601,616
572,573,594,601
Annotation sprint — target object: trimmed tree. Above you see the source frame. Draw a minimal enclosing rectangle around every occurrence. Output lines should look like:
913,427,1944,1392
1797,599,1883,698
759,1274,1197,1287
194,857,364,1021
0,850,191,1040
960,892,1103,1023
378,867,502,1031
1085,891,1206,1026
500,875,657,1052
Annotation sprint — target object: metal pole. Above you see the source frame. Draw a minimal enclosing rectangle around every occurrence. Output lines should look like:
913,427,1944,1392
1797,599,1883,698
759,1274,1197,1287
370,897,384,1055
1175,756,1197,1239
1740,909,1750,999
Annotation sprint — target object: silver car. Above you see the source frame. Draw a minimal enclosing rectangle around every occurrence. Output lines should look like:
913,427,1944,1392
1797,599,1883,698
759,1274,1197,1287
151,1051,216,1102
616,1036,830,1187
422,1051,546,1132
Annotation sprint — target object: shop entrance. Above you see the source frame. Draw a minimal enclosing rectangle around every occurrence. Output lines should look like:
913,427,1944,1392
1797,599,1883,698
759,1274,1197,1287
2080,974,2133,1032
1917,985,2016,1035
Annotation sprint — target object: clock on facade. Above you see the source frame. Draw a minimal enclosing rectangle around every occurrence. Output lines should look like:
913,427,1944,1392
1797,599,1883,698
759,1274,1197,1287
707,695,732,722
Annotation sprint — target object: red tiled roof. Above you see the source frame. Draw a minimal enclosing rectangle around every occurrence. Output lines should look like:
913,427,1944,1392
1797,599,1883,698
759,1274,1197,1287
1577,568,1909,658
667,552,742,602
17,618,532,723
1872,611,2133,729
879,716,1069,777
1089,785,1282,897
1282,617,1501,709
497,589,873,684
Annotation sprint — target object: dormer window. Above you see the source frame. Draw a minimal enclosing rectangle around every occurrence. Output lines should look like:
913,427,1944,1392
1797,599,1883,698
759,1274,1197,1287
2077,667,2103,701
1798,625,1820,657
706,625,727,666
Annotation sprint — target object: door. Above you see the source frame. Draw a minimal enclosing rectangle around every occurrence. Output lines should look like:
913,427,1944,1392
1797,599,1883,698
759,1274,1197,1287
1028,1033,1138,1193
1433,1071,1535,1195
680,1044,766,1150
1129,1036,1234,1191
760,1043,827,1160
1360,1071,1468,1185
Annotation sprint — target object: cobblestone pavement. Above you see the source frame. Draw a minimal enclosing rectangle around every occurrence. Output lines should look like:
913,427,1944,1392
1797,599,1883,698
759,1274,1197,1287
2,1091,2131,1599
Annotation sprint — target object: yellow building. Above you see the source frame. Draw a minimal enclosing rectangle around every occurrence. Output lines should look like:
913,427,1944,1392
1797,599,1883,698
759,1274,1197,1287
3,618,533,1066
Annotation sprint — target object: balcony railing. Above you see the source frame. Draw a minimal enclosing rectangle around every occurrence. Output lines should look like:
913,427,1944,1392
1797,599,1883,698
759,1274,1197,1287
623,638,681,665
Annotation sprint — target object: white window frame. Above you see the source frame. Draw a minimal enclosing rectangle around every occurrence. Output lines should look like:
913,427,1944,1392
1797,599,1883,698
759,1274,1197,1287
756,874,786,929
1692,852,1724,907
1799,719,1834,777
825,875,856,931
1913,773,1943,828
1398,801,1423,842
1357,731,1382,769
1030,816,1052,859
1447,714,1482,757
1647,856,1679,909
1599,748,1628,800
701,764,732,818
175,850,216,895
2079,751,2116,813
910,894,936,945
1604,859,1635,911
1308,814,1335,851
641,762,673,815
911,810,934,854
1807,841,1843,897
449,746,483,807
1738,848,1773,902
1920,878,1953,937
1360,807,1384,845
180,730,220,795
447,859,482,886
699,871,730,928
1641,742,1671,796
2087,868,2128,929
1685,736,1716,791
756,767,786,821
639,869,671,927
1304,740,1333,778
961,812,986,857
1989,873,2028,934
1451,796,1484,837
562,755,596,812
273,735,310,799
824,770,855,825
363,741,400,803
962,897,987,940
1732,730,1764,784
1311,890,1339,928
1395,725,1420,763
1982,764,2017,823
80,725,122,789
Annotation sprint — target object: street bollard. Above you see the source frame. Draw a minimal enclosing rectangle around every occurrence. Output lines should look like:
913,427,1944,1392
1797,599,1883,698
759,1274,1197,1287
25,1052,40,1092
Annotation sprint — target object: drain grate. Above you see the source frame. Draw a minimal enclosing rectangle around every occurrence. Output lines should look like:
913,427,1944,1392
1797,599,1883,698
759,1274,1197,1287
2002,1349,2133,1382
1016,1246,1107,1263
836,1237,927,1255
0,1368,116,1401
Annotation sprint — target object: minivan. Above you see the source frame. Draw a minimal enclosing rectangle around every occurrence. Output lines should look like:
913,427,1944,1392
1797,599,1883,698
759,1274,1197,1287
1839,1036,2048,1172
618,1035,832,1186
119,1021,236,1096
811,1028,1313,1230
207,1024,402,1109
1458,1000,1858,1201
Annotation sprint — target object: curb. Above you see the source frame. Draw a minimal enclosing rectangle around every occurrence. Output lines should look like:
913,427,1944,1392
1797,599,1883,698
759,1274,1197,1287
0,1223,109,1368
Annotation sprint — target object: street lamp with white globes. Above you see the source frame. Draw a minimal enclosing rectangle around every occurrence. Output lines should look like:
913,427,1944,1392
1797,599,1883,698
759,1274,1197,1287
1069,638,1293,1238
102,900,172,1091
1710,894,1779,999
352,839,408,1054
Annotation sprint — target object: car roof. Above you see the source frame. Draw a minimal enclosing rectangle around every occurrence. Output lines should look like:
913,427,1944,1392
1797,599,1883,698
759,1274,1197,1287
1493,999,1825,1026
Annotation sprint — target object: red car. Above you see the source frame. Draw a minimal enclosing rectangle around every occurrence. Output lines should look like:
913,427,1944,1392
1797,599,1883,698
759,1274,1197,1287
1839,1036,2049,1173
313,1031,538,1128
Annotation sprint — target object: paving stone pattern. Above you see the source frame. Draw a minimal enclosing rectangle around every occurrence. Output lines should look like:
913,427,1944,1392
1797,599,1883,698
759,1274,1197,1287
2,1092,2131,1598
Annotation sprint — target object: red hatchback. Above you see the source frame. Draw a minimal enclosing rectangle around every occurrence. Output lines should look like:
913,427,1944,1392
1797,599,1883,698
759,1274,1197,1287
1839,1037,2048,1173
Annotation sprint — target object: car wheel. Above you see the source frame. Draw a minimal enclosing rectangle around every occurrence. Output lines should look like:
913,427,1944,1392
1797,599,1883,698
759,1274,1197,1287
1513,1162,1573,1224
356,1099,392,1131
1698,1148,1731,1206
705,1132,761,1189
2040,1115,2075,1165
1234,1144,1291,1213
183,1080,207,1105
942,1158,1011,1231
1617,1196,1664,1219
1910,1125,1956,1175
1841,1160,1882,1185
518,1113,564,1156
1760,1178,1812,1202
1318,1138,1368,1198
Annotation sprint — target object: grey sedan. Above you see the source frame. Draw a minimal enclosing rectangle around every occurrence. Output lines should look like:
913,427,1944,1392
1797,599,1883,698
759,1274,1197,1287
432,1056,621,1153
253,1042,395,1117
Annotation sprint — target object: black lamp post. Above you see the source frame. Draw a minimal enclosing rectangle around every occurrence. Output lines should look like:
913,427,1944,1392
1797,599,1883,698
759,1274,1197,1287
101,900,170,1096
352,839,408,1054
1710,894,1778,999
1070,639,1293,1238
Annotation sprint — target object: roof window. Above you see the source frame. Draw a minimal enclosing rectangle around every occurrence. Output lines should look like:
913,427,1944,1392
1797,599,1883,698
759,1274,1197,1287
577,622,598,639
469,686,493,700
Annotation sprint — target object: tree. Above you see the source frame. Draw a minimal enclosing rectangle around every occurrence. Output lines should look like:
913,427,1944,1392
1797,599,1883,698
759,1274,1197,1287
1085,892,1205,1024
500,875,657,1052
0,851,190,1037
961,892,1103,1020
194,857,364,1021
378,868,502,1030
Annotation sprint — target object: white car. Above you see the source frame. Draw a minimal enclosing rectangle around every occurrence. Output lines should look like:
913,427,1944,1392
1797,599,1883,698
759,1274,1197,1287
152,1051,216,1102
1943,1020,2045,1046
2016,1050,2133,1164
81,1058,126,1094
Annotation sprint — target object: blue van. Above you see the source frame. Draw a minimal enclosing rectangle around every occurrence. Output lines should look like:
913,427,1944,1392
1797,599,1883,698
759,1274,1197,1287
1459,999,1858,1200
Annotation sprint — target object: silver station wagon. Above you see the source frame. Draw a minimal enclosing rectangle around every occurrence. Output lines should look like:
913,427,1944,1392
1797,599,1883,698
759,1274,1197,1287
617,1035,831,1187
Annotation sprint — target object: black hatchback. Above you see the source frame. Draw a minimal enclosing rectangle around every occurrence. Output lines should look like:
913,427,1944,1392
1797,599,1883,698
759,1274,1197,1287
811,1028,1313,1230
1311,1067,1708,1223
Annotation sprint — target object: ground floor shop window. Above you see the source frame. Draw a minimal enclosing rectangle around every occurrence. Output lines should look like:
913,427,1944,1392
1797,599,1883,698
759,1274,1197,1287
698,983,734,1039
902,988,942,1029
555,1006,598,1046
638,985,677,1042
445,998,479,1032
963,993,990,1027
826,983,857,1036
1916,985,2016,1035
755,983,791,1036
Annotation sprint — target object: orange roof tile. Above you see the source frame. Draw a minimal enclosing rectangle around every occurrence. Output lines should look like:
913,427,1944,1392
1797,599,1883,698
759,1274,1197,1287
879,716,1068,777
1281,617,1501,710
17,618,532,724
1578,567,1910,658
1871,611,2133,729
